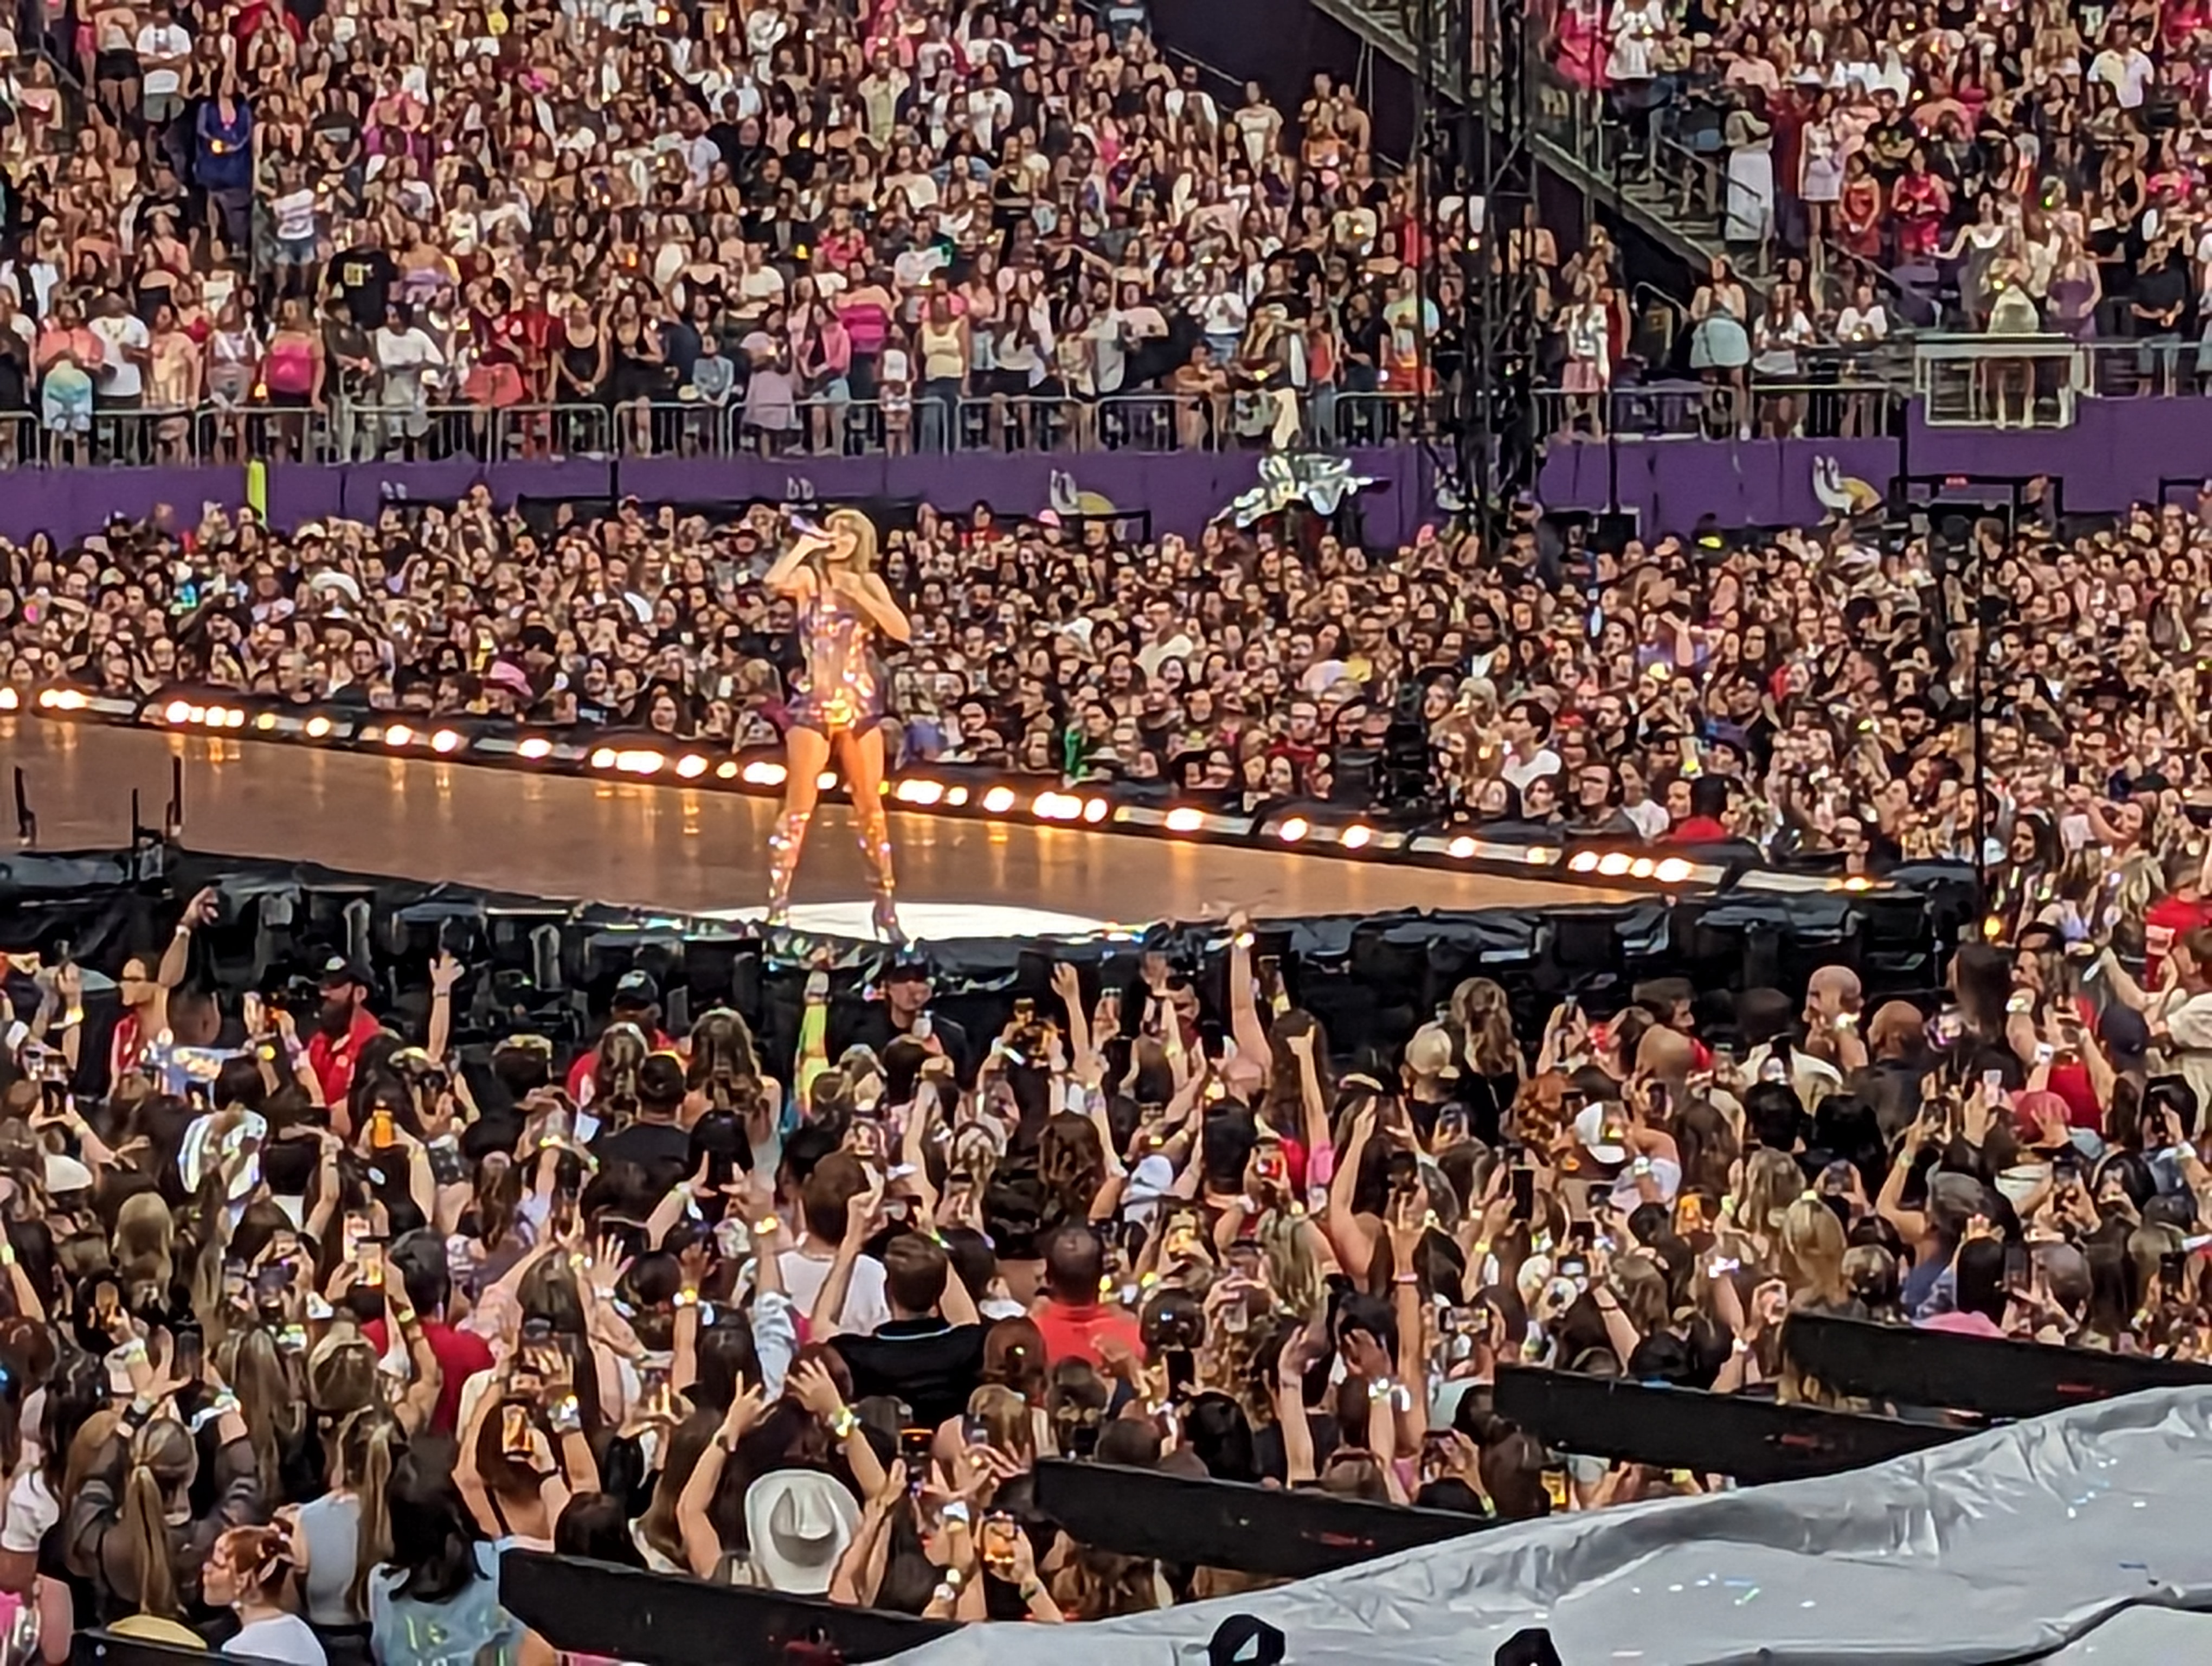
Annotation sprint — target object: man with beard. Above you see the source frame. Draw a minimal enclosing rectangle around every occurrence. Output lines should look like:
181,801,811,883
305,953,383,1108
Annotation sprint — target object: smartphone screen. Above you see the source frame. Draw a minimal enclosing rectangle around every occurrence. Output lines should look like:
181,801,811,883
1163,1348,1195,1401
1510,1165,1536,1219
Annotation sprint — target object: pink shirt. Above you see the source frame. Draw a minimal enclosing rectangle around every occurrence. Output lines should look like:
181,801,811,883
1916,1311,2005,1338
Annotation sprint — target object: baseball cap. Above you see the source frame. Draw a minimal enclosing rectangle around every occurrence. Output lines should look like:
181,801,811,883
613,969,661,1007
884,950,935,983
317,953,370,990
1573,1102,1628,1167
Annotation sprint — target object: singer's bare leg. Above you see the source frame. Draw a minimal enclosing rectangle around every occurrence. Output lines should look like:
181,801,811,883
766,725,831,925
836,723,902,943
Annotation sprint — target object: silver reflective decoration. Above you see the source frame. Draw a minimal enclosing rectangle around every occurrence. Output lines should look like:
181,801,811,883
1219,453,1379,527
0,1583,39,1666
886,1387,2212,1666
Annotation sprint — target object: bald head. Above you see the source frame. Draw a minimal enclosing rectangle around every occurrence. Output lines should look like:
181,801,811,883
1808,965,1863,1012
1636,1025,1694,1085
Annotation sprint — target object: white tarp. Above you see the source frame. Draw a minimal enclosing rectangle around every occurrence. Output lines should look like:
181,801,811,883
890,1386,2212,1666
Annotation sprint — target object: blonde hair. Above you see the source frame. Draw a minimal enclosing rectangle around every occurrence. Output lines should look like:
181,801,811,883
1738,1149,1803,1237
113,1192,174,1314
1259,1210,1322,1321
221,1327,300,1498
1449,978,1519,1077
1779,1197,1848,1310
331,1408,399,1618
826,507,879,573
115,1419,196,1617
966,1383,1033,1459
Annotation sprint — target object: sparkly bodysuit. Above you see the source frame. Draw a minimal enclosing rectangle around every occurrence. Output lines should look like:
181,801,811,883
786,581,884,734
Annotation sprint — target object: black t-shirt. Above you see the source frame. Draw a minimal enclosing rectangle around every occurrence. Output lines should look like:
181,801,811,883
331,246,397,330
830,1318,988,1428
834,1004,975,1088
2133,258,2188,327
593,1118,692,1193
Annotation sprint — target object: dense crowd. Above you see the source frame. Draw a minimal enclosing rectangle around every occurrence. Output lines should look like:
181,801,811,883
0,817,2208,1655
1542,0,2212,421
0,0,1434,462
9,490,2212,854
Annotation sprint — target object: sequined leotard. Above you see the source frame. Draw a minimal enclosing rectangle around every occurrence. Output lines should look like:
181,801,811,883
785,580,885,734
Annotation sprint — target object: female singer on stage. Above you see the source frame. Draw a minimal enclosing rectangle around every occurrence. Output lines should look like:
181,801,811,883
761,508,912,939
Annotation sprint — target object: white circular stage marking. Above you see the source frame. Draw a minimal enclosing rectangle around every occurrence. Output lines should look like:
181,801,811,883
697,900,1129,940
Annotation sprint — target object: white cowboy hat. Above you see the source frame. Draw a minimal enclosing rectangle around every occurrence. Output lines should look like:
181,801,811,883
744,1469,860,1594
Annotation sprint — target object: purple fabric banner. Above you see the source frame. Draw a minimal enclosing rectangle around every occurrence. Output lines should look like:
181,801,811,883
0,447,1433,545
1535,398,2212,531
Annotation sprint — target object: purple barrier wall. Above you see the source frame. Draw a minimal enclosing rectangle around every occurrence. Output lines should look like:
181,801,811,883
0,446,1435,545
1536,398,2212,531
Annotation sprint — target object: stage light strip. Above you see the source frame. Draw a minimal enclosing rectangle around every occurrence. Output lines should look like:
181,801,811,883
1259,813,1409,854
1408,833,1575,867
15,686,1725,892
1113,804,1257,838
1736,869,1883,895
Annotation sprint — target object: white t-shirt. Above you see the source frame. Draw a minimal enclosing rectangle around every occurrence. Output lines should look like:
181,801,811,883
1,1469,56,1554
136,21,189,94
777,1242,891,1334
1500,746,1564,791
273,188,318,243
2089,45,2153,107
90,313,149,397
227,1614,327,1666
681,133,718,187
1088,315,1127,394
1835,304,1888,344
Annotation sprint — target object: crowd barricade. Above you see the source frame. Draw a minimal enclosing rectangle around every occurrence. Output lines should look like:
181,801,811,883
0,388,1451,471
1490,1364,1959,1485
1779,1311,2212,1420
1537,377,1905,440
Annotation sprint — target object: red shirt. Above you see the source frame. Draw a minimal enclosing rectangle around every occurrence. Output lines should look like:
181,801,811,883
2144,893,2212,989
1670,815,1732,843
362,1317,493,1434
110,1011,149,1085
1032,1299,1142,1370
306,1007,384,1107
565,1028,678,1101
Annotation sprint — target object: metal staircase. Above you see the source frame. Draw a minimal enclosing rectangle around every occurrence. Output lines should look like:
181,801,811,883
1308,0,1762,287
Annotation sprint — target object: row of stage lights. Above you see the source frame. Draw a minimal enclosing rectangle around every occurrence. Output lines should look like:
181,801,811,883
2,683,1804,892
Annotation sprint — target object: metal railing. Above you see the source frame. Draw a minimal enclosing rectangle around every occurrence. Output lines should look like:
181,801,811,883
0,389,1440,467
1534,74,1916,322
1535,377,1906,440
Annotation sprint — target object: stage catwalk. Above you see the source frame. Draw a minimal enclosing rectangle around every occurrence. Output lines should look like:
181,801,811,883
6,721,1629,927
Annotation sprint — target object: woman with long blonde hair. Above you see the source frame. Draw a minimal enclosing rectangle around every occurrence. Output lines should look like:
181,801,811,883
1778,1197,1850,1312
759,507,914,939
290,1407,400,1658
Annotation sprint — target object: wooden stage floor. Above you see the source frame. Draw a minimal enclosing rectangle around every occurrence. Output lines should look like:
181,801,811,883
5,720,1628,927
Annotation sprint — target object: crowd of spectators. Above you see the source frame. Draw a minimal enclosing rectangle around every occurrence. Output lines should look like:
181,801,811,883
0,0,1438,463
9,488,2212,855
1,797,2210,1652
1542,0,2212,425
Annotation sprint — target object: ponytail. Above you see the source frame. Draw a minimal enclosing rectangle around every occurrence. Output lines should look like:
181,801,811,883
120,1457,178,1619
348,1416,396,1619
